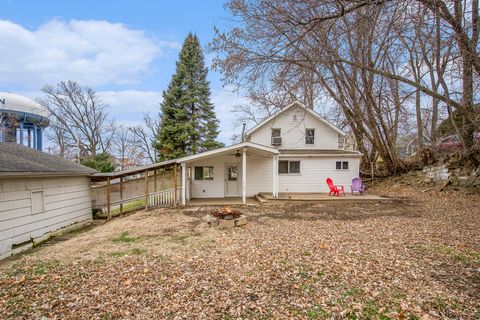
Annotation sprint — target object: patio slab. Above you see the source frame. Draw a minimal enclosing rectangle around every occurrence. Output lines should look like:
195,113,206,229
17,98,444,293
186,197,258,206
259,192,387,201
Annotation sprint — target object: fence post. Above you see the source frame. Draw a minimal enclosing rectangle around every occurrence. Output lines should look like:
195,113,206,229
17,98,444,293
173,164,178,205
106,177,111,220
154,169,157,192
144,170,149,210
119,176,123,214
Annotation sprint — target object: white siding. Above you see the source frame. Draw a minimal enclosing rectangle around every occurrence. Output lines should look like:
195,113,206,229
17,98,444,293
248,106,340,149
0,176,92,260
278,157,360,193
188,154,274,198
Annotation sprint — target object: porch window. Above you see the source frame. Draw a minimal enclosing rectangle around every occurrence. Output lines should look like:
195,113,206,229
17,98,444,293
306,128,315,144
336,161,349,170
194,166,214,180
278,160,300,174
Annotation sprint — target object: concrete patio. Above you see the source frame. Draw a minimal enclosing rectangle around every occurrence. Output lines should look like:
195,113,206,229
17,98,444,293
186,197,258,206
259,192,386,201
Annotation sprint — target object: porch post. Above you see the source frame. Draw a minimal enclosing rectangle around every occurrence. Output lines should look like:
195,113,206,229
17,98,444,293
275,155,279,198
242,147,247,205
181,162,186,206
272,155,277,198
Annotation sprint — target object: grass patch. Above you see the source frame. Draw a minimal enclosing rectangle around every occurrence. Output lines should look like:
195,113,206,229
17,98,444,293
298,271,310,279
112,231,139,244
109,251,128,257
33,264,46,275
343,287,362,298
109,247,146,257
96,199,146,219
306,305,329,319
170,234,190,245
111,199,145,215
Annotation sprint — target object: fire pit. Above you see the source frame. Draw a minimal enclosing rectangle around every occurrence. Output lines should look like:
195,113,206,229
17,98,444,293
207,206,247,228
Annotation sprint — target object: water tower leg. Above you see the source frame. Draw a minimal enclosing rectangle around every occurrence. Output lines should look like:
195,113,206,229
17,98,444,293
33,125,37,149
27,129,31,147
37,127,42,150
19,121,24,145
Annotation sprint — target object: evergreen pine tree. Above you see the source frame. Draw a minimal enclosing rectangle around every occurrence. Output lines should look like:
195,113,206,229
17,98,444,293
154,33,223,161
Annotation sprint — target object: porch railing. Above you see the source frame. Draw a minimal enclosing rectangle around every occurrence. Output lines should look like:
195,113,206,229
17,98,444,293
148,187,181,207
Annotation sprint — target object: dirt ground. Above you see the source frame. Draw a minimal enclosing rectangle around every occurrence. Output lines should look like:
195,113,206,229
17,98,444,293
0,181,479,319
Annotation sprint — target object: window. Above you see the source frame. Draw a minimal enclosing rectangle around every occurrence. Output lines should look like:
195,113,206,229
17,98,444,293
194,166,214,180
271,128,282,145
31,190,45,214
279,160,289,174
279,160,300,174
336,161,349,170
338,135,345,149
292,114,298,122
306,128,315,144
227,166,238,181
289,161,300,174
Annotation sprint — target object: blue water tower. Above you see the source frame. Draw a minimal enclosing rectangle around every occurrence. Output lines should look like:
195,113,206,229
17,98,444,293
0,92,50,151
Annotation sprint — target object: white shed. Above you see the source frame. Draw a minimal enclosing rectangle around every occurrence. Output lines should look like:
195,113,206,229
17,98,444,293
0,143,95,260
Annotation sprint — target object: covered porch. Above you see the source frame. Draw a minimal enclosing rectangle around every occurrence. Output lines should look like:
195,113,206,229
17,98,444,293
178,142,280,205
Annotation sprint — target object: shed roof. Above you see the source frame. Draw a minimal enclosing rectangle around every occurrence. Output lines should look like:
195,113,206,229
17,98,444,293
0,143,96,177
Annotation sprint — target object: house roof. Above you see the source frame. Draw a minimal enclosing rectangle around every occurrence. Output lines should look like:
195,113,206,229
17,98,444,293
278,149,361,156
178,142,279,163
245,101,345,137
0,143,96,177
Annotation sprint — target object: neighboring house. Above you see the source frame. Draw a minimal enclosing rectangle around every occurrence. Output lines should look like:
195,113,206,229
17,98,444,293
397,134,431,158
0,143,95,260
172,101,361,204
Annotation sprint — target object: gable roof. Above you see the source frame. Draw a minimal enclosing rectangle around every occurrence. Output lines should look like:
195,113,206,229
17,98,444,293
0,143,96,177
245,101,345,136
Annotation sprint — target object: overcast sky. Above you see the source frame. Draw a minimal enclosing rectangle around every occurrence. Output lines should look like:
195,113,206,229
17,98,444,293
0,0,246,144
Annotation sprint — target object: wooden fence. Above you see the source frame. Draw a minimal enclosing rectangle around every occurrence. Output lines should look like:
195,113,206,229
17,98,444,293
91,161,181,219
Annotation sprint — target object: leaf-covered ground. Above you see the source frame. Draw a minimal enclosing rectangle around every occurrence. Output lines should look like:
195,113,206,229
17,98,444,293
1,182,479,319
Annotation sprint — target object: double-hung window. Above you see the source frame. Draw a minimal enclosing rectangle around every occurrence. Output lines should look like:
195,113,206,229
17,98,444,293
271,128,281,145
305,128,315,145
278,160,301,174
194,166,214,180
336,161,349,170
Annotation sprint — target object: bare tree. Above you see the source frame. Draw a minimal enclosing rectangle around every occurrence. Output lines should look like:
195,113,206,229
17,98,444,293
210,0,480,172
129,113,159,164
112,125,145,170
39,81,117,157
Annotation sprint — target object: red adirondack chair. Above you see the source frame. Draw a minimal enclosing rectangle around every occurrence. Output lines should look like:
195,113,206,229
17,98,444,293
326,178,345,196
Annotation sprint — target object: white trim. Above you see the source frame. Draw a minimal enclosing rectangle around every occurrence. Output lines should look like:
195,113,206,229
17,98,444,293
181,163,186,206
178,142,279,163
245,101,345,137
242,148,247,204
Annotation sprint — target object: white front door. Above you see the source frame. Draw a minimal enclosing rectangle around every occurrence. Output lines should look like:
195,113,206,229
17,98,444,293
225,164,240,197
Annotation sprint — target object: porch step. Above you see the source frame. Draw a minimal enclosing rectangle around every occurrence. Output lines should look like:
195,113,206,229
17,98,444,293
254,194,269,205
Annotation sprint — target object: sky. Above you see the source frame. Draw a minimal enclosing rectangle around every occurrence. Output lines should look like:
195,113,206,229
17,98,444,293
0,0,247,144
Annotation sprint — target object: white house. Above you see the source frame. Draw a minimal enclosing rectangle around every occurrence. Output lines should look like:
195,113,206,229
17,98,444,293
174,101,361,205
0,143,95,260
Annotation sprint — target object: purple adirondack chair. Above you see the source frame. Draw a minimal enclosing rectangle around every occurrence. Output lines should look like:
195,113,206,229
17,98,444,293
351,178,365,195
